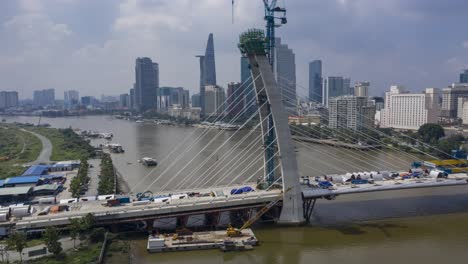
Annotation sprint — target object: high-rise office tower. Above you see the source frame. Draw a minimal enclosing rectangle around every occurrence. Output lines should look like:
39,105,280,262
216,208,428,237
354,81,370,97
328,96,376,131
0,91,19,109
33,89,55,107
197,33,217,118
129,87,135,109
227,82,244,118
308,60,322,103
204,85,225,116
274,38,296,108
64,90,79,109
119,93,129,108
241,56,256,115
460,69,468,83
135,57,158,112
324,76,350,106
191,93,201,108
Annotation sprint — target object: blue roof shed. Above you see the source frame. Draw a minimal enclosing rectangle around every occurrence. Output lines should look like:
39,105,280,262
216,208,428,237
0,180,4,188
4,176,41,186
22,165,49,176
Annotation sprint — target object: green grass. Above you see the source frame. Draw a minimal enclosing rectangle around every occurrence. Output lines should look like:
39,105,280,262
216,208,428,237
27,243,102,264
29,127,94,161
0,125,42,179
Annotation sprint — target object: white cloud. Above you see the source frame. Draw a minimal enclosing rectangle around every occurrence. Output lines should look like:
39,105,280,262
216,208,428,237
463,41,468,49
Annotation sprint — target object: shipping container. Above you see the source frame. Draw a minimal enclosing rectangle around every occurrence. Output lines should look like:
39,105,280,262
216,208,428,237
38,197,56,204
133,200,151,206
107,199,121,207
12,206,31,217
59,198,78,204
117,196,131,204
97,194,115,201
0,213,9,222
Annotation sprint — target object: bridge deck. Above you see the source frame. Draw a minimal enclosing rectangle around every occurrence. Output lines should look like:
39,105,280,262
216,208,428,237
7,174,468,230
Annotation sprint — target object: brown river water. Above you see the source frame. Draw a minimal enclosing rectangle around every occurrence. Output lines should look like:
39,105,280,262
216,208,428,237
3,115,468,264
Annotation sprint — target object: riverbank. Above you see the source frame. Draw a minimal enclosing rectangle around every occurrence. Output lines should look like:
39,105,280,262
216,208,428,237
0,124,42,178
28,126,95,161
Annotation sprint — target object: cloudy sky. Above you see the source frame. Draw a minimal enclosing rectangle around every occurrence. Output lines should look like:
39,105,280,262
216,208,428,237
0,0,467,99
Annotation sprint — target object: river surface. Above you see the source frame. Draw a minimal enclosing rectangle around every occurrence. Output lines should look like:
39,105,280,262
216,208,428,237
3,115,468,264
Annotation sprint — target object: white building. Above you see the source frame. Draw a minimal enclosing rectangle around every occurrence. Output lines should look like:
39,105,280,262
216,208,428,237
381,86,439,130
204,85,225,116
441,83,468,118
462,101,468,126
354,81,370,97
328,96,376,131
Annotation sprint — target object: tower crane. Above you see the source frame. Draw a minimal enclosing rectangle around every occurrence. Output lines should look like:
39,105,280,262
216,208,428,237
232,0,287,66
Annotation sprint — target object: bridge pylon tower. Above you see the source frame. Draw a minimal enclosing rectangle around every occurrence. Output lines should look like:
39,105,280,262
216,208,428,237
239,30,304,224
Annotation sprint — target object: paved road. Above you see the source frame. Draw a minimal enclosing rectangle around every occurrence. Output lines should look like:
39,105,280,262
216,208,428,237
86,159,100,197
22,129,52,165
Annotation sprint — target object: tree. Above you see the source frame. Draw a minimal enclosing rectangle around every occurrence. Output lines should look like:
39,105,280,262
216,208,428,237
81,213,95,234
418,123,445,144
6,232,26,263
69,176,81,198
435,134,465,158
69,218,81,249
43,227,62,257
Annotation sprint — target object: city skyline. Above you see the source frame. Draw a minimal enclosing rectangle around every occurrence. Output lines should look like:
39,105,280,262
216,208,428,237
0,1,467,99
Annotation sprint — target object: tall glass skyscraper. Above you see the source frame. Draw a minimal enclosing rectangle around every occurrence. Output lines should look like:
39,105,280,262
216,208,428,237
460,69,468,83
135,57,158,112
241,56,256,115
274,38,296,108
197,33,217,118
308,60,322,104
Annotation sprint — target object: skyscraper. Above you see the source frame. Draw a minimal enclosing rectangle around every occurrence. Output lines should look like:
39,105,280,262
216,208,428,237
191,93,200,108
354,81,370,97
33,89,55,107
324,76,350,106
241,56,256,115
135,57,158,112
460,69,468,83
119,93,130,108
197,33,217,118
227,82,244,118
308,60,322,104
204,85,225,116
0,91,19,109
64,90,79,109
274,38,296,108
129,87,135,109
328,96,376,131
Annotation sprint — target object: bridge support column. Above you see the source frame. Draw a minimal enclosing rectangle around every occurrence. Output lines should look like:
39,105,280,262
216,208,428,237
303,198,317,224
247,53,304,224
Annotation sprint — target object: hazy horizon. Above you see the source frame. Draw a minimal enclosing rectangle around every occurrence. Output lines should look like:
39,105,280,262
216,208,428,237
1,0,467,99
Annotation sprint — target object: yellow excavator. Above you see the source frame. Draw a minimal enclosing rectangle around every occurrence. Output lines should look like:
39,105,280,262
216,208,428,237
226,187,291,237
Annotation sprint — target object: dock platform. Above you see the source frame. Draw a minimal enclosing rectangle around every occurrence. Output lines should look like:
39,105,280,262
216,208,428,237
147,229,258,253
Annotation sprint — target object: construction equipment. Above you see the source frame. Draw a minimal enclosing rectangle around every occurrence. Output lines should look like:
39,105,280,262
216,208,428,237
232,0,287,187
227,188,291,237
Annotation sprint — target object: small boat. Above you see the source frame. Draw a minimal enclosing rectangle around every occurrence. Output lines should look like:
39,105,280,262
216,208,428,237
136,120,144,123
141,157,158,166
